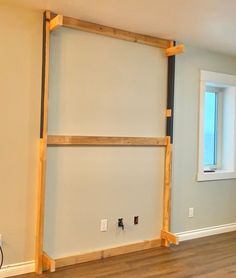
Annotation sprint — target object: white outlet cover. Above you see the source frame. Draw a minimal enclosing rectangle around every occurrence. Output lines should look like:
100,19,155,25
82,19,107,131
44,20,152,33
100,219,108,232
188,208,194,218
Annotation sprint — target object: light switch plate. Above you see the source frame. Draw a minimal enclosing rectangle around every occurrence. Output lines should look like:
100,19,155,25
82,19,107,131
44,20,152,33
100,219,108,232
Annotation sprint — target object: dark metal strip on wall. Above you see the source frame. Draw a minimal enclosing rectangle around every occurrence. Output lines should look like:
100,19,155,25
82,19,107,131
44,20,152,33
166,41,176,143
40,12,47,138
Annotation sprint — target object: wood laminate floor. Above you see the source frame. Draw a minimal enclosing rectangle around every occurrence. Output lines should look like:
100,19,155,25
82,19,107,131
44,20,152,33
14,232,236,277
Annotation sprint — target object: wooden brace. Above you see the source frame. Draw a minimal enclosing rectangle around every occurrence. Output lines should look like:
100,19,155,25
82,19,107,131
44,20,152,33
50,15,63,31
166,44,185,56
161,230,179,245
166,109,172,117
43,252,56,272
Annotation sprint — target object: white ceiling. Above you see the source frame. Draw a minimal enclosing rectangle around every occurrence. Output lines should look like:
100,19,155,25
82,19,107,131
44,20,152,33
6,0,236,56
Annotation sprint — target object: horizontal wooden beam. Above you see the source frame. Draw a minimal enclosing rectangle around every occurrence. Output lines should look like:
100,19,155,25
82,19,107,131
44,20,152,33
60,16,170,49
161,230,179,245
47,135,167,146
55,238,161,268
166,44,185,57
104,238,161,258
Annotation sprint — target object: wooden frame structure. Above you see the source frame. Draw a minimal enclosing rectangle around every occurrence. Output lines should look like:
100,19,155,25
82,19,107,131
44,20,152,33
35,11,183,274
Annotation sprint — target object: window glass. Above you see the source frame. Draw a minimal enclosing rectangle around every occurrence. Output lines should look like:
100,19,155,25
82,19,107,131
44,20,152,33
204,92,218,167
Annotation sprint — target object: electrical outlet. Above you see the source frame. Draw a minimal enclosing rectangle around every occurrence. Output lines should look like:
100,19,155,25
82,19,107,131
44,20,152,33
188,208,194,218
100,219,108,232
0,234,2,247
118,218,124,230
134,216,139,225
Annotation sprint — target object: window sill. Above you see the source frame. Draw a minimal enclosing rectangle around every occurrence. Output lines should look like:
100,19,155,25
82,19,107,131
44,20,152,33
197,170,236,181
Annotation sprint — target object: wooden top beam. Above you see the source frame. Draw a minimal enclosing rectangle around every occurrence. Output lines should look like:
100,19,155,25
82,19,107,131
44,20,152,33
60,16,170,49
47,135,167,146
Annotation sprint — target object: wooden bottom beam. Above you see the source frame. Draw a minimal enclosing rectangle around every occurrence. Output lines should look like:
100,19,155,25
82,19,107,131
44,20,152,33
161,230,179,245
43,252,56,272
55,238,161,269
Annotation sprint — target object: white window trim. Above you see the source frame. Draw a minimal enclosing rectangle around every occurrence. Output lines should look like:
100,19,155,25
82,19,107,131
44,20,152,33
198,70,236,182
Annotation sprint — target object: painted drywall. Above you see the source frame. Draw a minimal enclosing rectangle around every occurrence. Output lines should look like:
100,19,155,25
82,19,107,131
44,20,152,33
172,46,236,233
0,2,42,265
44,27,167,258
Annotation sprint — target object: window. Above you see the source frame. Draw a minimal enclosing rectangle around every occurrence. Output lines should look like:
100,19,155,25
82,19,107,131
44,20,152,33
198,70,236,181
204,91,218,169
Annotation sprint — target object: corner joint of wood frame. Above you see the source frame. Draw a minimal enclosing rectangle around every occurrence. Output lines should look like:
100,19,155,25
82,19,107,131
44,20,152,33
165,136,171,146
50,15,63,31
45,10,52,21
43,252,56,272
161,230,179,245
166,44,185,57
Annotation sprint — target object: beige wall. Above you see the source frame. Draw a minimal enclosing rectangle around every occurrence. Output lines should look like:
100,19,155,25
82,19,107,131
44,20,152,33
172,46,236,232
0,2,42,265
44,27,167,258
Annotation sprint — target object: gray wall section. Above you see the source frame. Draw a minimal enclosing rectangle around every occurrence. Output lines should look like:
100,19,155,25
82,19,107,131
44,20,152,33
48,27,167,137
44,147,164,258
44,27,167,258
172,46,236,233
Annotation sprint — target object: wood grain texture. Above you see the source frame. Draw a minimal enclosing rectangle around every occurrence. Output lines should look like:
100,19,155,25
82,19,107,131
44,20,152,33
47,135,167,146
102,239,161,259
13,232,236,278
56,239,161,268
166,44,185,56
50,15,63,31
35,10,51,274
62,16,170,49
43,252,56,272
166,109,172,117
169,40,174,48
56,251,102,269
35,139,47,273
161,230,179,245
162,137,172,246
35,10,172,276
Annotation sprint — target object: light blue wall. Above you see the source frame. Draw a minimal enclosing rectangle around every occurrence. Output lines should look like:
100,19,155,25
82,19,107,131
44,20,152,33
172,46,236,232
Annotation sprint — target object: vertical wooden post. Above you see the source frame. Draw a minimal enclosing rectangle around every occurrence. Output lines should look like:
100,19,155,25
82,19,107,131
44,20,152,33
162,136,172,246
162,40,175,246
35,10,51,274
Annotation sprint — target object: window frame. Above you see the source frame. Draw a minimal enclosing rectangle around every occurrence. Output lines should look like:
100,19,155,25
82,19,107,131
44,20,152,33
198,70,236,181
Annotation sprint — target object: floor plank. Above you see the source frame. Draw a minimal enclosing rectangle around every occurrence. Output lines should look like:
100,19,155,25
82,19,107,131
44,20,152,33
13,231,236,277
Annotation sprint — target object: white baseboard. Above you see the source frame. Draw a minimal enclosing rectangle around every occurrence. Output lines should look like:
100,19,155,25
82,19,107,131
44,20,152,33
0,261,35,278
176,223,236,242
